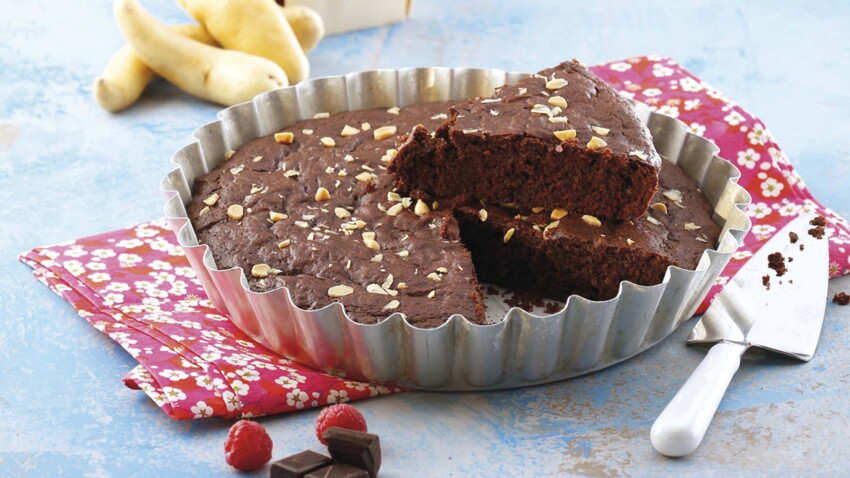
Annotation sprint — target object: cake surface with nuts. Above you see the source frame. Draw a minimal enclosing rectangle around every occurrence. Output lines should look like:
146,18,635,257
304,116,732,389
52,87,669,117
188,96,719,326
388,59,662,221
188,102,486,328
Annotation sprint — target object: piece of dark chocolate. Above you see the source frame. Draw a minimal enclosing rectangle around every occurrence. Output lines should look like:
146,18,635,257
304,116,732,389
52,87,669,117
305,464,370,478
322,427,381,478
271,450,334,478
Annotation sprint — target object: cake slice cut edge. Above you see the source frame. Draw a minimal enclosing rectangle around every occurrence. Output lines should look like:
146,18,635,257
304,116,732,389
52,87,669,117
451,160,721,302
389,59,662,222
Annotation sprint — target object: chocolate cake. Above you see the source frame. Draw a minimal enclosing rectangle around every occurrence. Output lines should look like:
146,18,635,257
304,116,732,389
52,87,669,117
187,86,719,328
453,162,721,301
388,60,662,221
188,103,486,328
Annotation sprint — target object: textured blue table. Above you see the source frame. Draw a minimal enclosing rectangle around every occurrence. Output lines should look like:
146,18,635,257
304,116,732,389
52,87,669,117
2,0,850,476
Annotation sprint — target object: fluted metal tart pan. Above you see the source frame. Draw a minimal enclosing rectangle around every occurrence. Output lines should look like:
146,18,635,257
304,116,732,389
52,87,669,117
161,67,751,390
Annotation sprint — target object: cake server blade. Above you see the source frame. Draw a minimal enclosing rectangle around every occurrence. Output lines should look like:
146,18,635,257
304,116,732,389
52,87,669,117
650,213,829,457
689,213,829,358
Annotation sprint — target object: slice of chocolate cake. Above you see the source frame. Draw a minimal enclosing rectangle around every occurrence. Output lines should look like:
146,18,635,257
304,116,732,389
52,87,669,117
389,60,661,221
453,161,720,301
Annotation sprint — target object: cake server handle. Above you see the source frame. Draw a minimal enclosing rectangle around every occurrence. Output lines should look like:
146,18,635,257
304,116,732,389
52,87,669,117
650,340,747,457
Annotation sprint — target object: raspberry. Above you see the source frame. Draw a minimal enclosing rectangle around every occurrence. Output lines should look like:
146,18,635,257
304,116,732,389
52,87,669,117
314,404,367,445
224,420,273,471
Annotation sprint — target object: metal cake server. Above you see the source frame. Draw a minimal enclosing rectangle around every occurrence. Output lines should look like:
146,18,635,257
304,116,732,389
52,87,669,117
650,214,830,457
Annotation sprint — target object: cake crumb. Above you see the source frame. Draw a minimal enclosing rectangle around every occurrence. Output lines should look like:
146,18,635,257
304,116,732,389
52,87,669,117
833,292,850,306
767,252,786,277
504,289,545,311
543,301,562,314
808,226,825,239
808,215,826,239
789,231,798,243
762,275,770,290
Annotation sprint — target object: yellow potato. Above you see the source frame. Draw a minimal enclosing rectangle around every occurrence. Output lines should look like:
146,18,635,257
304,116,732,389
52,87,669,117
179,0,310,84
281,5,324,53
113,0,288,106
93,5,318,113
93,24,217,112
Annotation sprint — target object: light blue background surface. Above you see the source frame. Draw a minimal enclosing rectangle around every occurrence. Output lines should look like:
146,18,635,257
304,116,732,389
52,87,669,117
2,0,849,476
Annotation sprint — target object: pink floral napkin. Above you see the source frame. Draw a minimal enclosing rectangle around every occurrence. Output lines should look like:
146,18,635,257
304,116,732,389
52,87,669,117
597,55,850,312
20,222,400,420
20,55,850,420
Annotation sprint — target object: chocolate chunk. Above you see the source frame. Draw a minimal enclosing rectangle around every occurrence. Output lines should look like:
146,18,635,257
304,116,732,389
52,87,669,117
271,450,334,478
305,464,370,478
834,292,850,306
789,231,798,243
762,274,770,290
322,427,381,478
767,252,786,277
